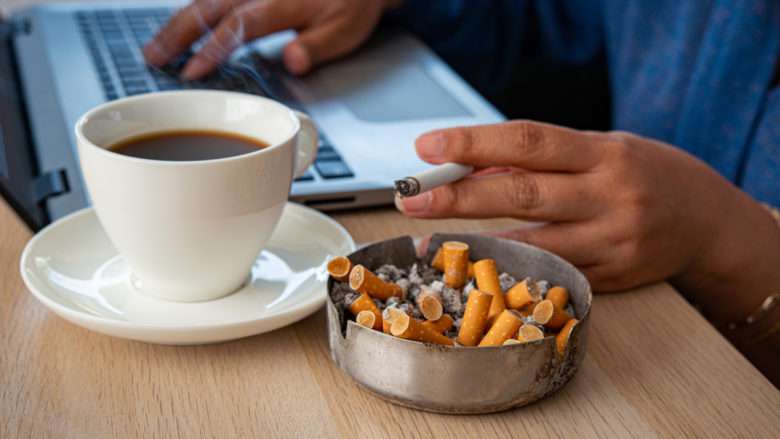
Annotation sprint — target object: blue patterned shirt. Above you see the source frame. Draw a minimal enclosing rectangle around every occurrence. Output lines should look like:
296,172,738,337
391,0,780,205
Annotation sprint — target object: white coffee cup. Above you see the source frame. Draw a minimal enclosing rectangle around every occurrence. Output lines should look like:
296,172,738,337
76,90,317,302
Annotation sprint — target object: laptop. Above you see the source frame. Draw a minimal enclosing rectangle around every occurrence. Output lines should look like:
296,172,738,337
0,1,504,231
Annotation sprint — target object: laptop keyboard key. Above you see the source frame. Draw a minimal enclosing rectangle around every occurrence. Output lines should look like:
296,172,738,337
294,169,315,182
316,147,341,162
315,160,354,179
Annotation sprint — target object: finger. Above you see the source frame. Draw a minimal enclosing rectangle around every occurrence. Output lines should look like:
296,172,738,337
144,0,236,66
181,0,309,79
396,172,600,221
415,120,606,172
283,17,371,75
579,264,635,293
487,224,607,267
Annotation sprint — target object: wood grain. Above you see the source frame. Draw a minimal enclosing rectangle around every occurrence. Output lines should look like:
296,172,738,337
2,198,778,438
2,1,779,437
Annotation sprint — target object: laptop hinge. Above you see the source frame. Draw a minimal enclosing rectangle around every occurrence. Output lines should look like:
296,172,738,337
31,169,69,204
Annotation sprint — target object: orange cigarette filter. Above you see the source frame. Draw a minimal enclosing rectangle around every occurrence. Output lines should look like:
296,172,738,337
532,299,573,330
518,303,534,318
326,256,352,281
431,247,444,271
479,309,523,346
473,259,507,324
416,286,444,321
547,286,569,310
355,310,377,329
506,279,540,310
381,307,402,334
390,311,454,346
432,248,474,278
556,319,579,355
421,314,454,334
442,241,470,289
349,264,402,300
348,293,383,330
517,324,544,343
456,289,492,346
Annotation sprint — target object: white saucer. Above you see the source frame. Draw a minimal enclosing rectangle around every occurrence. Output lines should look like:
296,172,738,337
20,203,355,345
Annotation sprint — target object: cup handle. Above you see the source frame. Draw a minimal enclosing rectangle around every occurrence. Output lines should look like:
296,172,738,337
293,111,318,179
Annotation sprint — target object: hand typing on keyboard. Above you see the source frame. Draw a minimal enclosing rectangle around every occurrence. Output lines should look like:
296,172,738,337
143,0,403,80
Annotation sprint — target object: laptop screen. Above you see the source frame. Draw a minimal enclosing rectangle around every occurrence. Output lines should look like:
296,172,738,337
0,17,47,230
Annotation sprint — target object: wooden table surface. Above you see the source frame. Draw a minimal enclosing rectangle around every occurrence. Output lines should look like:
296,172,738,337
2,1,779,438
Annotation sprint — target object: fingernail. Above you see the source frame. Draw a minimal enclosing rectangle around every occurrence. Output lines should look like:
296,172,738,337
396,192,432,214
181,57,209,80
416,132,445,161
285,43,311,75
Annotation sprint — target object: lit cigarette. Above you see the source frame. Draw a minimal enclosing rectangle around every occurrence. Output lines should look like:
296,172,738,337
394,163,474,197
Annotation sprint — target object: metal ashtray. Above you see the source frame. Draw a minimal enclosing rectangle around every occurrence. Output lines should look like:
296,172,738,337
326,233,592,414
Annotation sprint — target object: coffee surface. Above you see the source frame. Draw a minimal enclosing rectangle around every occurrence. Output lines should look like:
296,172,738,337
109,130,269,161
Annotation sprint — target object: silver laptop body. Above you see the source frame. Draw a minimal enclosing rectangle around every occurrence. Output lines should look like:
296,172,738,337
9,1,504,223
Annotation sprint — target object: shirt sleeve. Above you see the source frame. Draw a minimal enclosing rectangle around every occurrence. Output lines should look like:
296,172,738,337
387,0,605,98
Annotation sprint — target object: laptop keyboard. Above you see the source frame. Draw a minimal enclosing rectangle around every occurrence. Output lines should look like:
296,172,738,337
74,8,353,181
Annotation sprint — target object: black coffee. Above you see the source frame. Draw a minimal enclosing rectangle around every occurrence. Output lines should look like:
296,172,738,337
109,130,269,161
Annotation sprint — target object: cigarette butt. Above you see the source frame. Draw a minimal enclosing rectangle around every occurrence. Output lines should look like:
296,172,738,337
547,286,569,309
390,311,454,346
326,256,352,281
532,299,573,330
355,310,377,329
479,309,523,346
517,324,545,343
556,319,579,355
348,293,383,330
506,279,540,310
382,307,402,334
421,314,454,334
431,247,444,271
518,303,534,318
432,248,473,279
456,289,492,346
349,264,402,300
473,259,507,325
416,286,444,321
442,241,470,289
503,338,523,346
